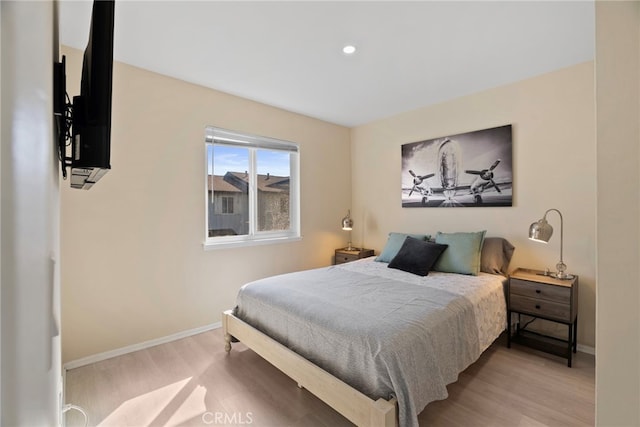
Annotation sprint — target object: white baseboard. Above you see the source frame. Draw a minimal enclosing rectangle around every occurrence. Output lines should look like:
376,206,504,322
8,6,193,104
577,343,595,355
62,320,595,371
63,322,222,371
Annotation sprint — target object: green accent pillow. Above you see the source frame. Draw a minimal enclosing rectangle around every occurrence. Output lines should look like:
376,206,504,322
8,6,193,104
433,230,487,275
375,232,430,263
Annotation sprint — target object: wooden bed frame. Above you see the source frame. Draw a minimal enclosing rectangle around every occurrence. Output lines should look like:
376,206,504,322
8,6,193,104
223,309,398,427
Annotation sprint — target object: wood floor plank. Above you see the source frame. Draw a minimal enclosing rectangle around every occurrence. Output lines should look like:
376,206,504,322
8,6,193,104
64,329,594,427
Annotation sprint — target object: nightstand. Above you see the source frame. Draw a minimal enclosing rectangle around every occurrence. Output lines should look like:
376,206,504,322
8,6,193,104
507,268,579,367
334,248,374,265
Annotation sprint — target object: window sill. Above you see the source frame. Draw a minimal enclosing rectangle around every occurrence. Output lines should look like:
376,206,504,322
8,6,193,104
203,235,302,251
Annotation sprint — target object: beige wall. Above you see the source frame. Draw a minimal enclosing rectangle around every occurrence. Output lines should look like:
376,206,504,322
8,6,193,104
595,1,640,425
61,47,351,363
350,62,597,348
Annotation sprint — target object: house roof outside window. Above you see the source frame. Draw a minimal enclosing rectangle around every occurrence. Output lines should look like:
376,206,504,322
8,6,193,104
208,172,290,193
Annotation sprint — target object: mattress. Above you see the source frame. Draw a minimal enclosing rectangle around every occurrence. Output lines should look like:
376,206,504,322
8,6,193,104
234,258,506,426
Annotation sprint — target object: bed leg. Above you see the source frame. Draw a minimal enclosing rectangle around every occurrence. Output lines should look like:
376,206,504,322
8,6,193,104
222,310,232,353
224,333,232,353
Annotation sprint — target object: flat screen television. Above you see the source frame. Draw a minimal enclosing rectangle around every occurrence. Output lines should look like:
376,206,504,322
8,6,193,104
56,0,115,190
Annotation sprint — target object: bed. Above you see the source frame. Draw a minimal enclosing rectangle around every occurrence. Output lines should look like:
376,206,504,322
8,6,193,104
223,233,514,427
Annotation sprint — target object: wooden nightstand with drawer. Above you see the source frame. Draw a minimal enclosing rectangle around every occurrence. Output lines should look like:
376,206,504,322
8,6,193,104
507,268,579,367
334,248,375,265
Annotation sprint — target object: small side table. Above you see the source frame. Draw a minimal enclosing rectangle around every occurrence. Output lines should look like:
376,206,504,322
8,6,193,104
507,268,579,367
334,248,374,265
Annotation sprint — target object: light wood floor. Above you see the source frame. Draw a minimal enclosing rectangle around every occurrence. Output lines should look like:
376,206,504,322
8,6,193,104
64,328,594,427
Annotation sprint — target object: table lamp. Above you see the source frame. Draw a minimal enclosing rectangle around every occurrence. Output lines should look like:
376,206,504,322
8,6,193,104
341,210,354,250
528,208,574,279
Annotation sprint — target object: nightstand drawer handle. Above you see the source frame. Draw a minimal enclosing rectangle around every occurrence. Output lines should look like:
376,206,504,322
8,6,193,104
535,289,541,294
535,304,541,309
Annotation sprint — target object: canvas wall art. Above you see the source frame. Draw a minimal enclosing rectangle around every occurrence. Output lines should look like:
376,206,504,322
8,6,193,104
402,124,513,207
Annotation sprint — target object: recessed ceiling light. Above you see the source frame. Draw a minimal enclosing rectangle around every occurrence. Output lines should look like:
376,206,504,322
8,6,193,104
342,45,356,55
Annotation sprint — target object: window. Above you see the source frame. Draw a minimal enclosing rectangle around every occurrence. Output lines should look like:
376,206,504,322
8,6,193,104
221,197,234,214
205,126,300,248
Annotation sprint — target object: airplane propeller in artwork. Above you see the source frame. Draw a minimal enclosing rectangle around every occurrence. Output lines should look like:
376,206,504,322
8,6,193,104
408,170,436,204
465,159,502,202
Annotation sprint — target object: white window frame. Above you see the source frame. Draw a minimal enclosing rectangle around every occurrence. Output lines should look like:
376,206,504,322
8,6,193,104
204,126,301,250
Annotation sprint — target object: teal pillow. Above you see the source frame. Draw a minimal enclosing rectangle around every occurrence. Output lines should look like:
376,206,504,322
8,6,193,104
375,232,430,263
433,230,486,275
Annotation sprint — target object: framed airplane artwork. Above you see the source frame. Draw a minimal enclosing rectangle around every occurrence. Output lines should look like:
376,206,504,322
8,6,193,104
401,124,513,207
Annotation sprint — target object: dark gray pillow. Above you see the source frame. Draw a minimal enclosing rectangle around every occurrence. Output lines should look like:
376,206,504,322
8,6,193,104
388,237,448,276
480,237,516,275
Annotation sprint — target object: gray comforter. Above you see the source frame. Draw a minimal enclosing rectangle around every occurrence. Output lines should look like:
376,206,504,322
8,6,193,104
234,260,505,426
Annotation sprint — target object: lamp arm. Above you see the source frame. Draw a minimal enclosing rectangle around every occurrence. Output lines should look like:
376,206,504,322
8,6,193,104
544,208,564,264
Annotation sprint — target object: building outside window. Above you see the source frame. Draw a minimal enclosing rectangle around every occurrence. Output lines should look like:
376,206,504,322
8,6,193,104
205,127,300,248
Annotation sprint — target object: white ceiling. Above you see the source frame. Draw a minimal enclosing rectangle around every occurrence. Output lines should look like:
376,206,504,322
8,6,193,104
58,1,595,127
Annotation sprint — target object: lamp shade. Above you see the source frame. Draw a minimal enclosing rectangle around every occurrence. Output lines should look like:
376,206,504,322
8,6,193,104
529,218,553,243
341,210,353,231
